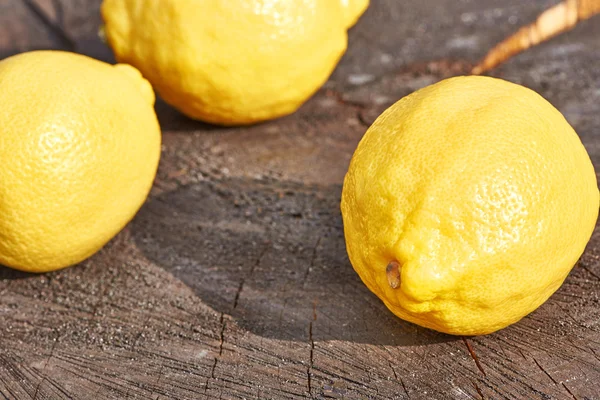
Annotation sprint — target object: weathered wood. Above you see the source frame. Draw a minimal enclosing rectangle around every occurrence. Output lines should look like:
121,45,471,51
1,0,600,399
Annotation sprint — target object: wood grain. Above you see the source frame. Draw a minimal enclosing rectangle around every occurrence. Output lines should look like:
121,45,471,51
1,0,599,399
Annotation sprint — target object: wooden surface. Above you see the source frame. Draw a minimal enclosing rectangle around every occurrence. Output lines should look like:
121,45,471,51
1,0,600,399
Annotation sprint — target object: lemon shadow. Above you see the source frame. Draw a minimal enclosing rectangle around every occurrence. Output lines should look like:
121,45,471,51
0,267,37,280
131,177,452,346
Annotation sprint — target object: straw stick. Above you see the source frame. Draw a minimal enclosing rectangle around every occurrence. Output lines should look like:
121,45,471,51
472,0,600,75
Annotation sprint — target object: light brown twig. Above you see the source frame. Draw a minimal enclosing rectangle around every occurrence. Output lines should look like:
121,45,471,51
472,0,600,74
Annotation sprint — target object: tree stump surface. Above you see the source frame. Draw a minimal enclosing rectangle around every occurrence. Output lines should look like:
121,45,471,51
1,1,600,399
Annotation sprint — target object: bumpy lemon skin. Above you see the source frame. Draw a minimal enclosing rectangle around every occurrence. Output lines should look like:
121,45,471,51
0,51,161,273
341,76,599,335
101,0,356,126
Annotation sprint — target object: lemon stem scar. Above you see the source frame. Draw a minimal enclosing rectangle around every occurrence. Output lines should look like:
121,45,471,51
386,261,401,289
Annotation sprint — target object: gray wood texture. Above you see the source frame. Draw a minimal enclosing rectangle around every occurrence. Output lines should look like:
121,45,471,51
1,0,599,398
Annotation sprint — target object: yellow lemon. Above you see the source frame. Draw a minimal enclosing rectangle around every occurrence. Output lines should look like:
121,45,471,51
341,76,599,335
341,0,370,28
0,51,161,273
101,0,368,126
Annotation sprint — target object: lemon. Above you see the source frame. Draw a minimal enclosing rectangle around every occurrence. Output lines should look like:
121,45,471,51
0,51,161,273
341,0,370,28
341,76,599,335
101,0,368,126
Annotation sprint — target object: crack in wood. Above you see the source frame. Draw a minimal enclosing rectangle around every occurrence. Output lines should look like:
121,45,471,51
565,338,597,358
310,366,366,391
58,364,122,398
307,302,317,397
214,312,226,373
462,338,486,377
150,364,164,400
217,312,225,357
1,352,46,399
209,357,219,381
563,311,594,333
32,339,58,399
532,357,558,385
473,381,485,399
307,322,314,397
385,354,410,398
22,0,76,51
399,377,410,399
490,340,509,361
589,346,600,363
561,382,578,400
233,243,270,309
205,312,226,394
387,360,398,380
41,378,74,400
0,354,25,399
516,347,528,360
32,372,46,397
232,280,244,310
